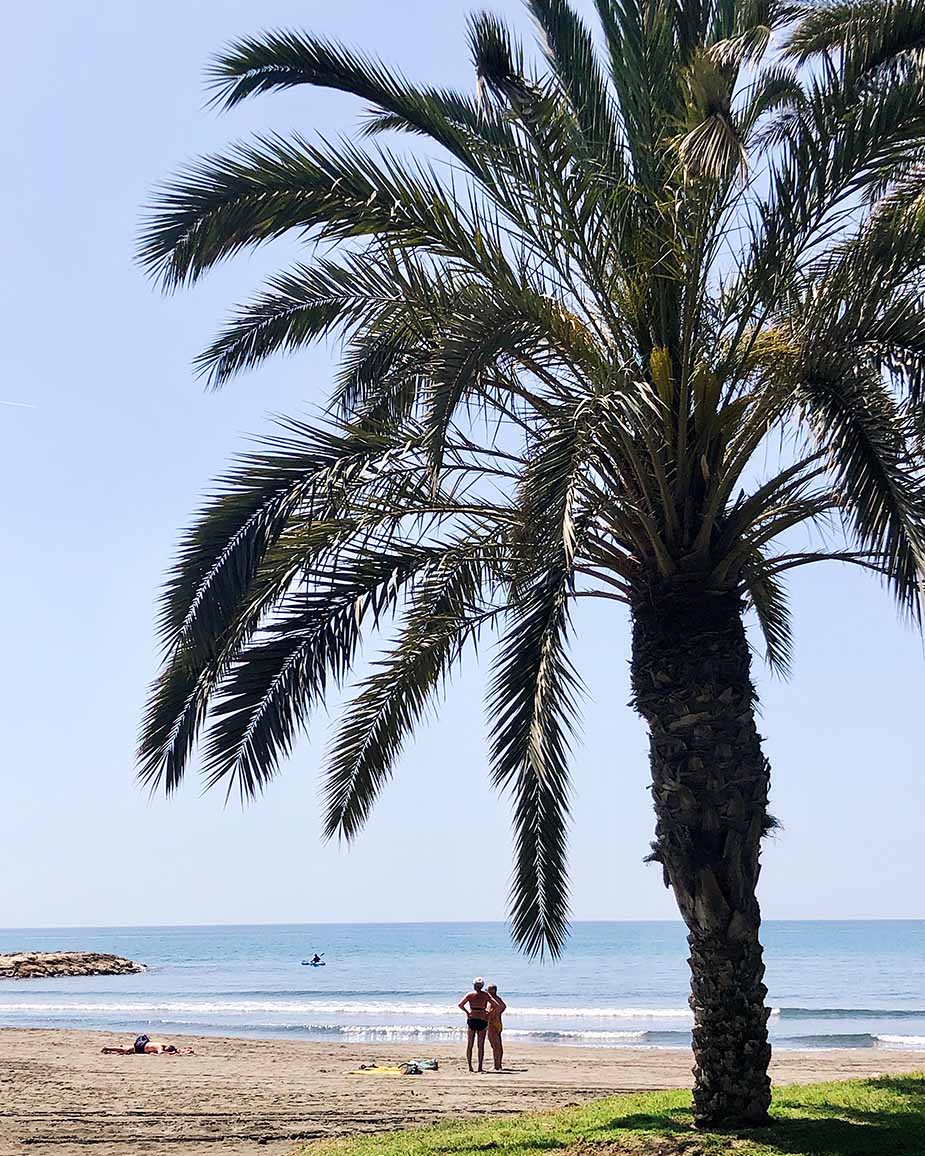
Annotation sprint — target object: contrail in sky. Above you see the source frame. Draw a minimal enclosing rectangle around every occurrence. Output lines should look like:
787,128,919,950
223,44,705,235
0,399,36,409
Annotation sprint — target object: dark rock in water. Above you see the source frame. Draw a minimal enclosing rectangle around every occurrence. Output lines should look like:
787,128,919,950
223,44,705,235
0,952,145,979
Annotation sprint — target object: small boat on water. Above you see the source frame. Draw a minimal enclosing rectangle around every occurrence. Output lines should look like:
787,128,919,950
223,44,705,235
301,953,326,966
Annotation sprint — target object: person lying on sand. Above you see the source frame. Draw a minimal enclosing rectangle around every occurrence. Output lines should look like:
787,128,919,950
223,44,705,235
102,1033,194,1055
486,983,507,1071
458,978,499,1073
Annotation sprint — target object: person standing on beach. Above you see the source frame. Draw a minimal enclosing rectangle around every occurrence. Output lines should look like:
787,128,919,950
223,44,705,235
458,978,497,1073
486,984,507,1071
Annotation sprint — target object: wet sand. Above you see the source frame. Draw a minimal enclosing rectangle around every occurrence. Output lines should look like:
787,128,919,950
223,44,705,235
2,1027,921,1156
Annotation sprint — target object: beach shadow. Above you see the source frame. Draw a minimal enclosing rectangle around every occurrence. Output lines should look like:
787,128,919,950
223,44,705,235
589,1115,895,1156
756,1118,898,1156
753,1076,925,1156
436,1141,565,1152
856,1073,925,1107
597,1110,690,1134
595,1077,925,1156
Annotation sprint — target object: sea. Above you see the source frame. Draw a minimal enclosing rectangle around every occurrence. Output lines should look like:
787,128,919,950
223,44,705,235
2,921,924,1052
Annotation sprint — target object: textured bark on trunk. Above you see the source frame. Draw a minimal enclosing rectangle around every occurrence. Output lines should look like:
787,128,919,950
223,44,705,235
631,587,772,1128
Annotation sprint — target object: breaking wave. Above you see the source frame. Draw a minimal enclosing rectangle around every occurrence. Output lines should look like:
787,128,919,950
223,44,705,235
0,999,697,1019
778,1007,925,1020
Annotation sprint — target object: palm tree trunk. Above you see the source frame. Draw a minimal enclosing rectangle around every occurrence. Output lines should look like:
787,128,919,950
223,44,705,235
631,587,772,1128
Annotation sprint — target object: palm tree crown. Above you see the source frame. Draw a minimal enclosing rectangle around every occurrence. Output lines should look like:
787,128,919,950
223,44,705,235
139,0,925,963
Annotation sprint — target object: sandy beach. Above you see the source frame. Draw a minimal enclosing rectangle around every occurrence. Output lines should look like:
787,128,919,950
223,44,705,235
1,1028,921,1156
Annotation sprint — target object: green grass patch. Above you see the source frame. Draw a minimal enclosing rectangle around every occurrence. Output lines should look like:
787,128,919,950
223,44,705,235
305,1074,925,1156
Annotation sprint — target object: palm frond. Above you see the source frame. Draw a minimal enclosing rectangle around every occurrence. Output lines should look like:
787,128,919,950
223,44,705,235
331,324,427,422
468,10,527,97
483,402,596,957
323,545,497,841
210,33,472,148
526,0,625,173
739,549,794,675
196,251,454,387
799,362,925,614
199,543,431,800
674,47,748,182
487,563,579,958
157,422,397,658
738,65,805,142
593,0,681,191
784,0,925,82
424,283,603,471
139,134,507,289
196,262,367,387
138,647,226,795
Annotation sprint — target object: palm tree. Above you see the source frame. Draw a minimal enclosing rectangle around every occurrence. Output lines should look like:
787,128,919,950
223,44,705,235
138,0,925,1126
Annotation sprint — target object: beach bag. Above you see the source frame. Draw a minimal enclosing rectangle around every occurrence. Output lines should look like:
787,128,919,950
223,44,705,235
133,1034,150,1053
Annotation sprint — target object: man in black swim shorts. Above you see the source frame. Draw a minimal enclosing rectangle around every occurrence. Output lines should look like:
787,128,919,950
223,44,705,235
458,978,498,1072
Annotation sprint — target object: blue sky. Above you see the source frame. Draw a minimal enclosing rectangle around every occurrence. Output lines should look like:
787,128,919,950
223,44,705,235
2,0,923,930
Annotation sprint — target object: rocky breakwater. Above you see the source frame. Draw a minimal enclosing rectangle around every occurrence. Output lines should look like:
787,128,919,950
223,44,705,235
0,952,145,979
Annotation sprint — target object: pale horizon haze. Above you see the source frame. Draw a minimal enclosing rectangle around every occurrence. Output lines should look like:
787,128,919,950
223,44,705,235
3,0,923,932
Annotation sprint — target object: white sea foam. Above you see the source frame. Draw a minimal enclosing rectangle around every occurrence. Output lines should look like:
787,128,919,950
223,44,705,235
875,1034,925,1048
0,1003,654,1043
0,999,697,1020
335,1026,647,1045
507,1029,649,1041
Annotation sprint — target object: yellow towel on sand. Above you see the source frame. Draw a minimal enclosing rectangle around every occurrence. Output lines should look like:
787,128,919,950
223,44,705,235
347,1065,407,1077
